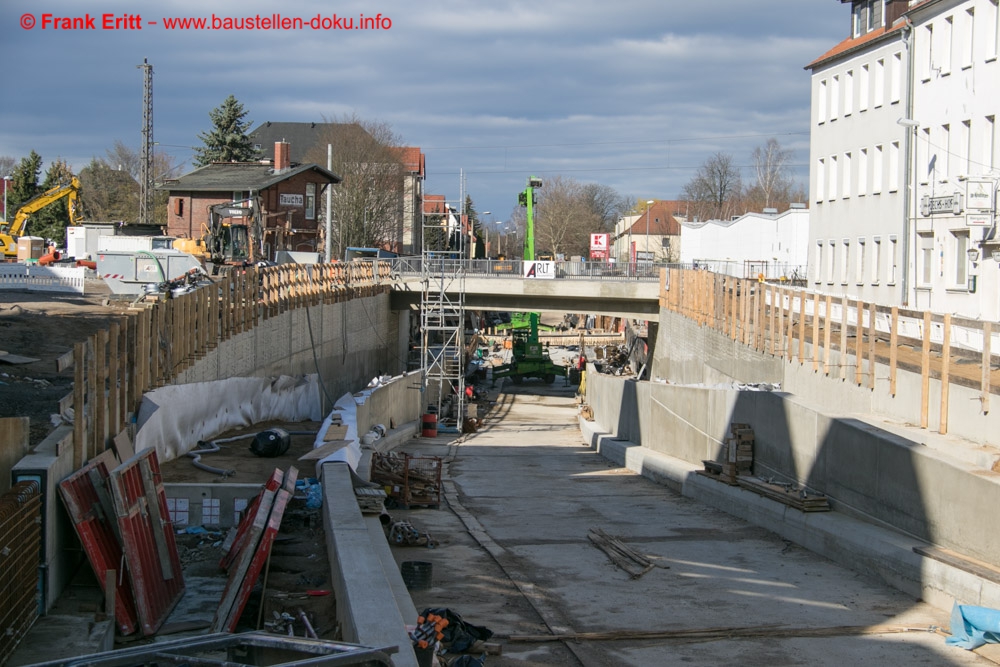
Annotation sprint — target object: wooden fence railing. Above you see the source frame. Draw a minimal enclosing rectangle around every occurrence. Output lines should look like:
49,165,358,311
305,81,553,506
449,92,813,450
661,267,998,435
56,261,396,469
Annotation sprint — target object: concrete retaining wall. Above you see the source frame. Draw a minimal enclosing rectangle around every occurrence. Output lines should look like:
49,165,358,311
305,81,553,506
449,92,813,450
586,369,1000,571
175,293,405,413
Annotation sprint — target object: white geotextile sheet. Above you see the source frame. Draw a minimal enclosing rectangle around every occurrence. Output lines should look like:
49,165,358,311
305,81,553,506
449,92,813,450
135,375,323,462
313,392,361,476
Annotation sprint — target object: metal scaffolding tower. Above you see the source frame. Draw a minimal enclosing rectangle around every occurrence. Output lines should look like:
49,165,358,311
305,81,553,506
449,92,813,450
420,177,467,430
137,59,154,226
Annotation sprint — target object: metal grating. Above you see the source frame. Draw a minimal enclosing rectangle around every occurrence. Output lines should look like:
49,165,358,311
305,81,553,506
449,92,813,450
0,481,42,664
108,449,185,636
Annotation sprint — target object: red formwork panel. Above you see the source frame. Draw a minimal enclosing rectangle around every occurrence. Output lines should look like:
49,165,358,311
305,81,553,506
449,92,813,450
212,466,298,633
58,459,140,636
108,449,185,636
219,468,284,571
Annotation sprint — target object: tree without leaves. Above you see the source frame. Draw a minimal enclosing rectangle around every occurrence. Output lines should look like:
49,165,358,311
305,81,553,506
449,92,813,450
80,141,182,225
0,156,15,179
681,152,742,222
747,138,794,210
193,95,260,166
532,175,611,258
304,114,405,258
580,182,631,235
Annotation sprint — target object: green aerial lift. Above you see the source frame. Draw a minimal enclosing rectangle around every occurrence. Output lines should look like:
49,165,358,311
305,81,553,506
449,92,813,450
492,177,566,385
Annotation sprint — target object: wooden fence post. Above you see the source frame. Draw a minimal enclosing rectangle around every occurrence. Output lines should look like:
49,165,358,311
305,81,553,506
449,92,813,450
868,302,877,390
940,313,951,435
889,306,899,396
921,311,931,429
823,294,832,375
983,321,992,414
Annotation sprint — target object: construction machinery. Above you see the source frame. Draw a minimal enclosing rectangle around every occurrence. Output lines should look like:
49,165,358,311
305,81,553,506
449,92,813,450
173,197,263,272
492,176,566,385
0,177,82,257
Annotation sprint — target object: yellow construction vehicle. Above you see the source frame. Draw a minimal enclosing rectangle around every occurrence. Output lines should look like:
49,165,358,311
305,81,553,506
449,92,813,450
0,177,82,257
173,197,263,273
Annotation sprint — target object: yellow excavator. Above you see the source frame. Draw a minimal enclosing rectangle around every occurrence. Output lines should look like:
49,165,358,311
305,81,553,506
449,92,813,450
0,177,82,257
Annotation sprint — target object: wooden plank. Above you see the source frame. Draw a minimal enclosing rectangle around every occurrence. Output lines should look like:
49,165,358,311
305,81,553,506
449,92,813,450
118,316,129,428
55,349,75,372
299,439,351,461
812,292,820,372
840,295,849,381
914,545,1000,586
797,291,806,363
921,311,931,429
112,430,135,462
87,336,98,462
867,302,877,390
756,283,765,351
138,455,174,579
74,342,86,469
889,306,899,396
940,312,951,435
0,417,29,495
823,294,833,375
769,284,777,355
983,321,992,414
785,290,795,361
108,321,120,436
854,300,864,385
95,329,108,454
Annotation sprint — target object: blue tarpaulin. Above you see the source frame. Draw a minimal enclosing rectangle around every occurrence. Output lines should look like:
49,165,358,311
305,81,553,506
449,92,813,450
947,603,1000,650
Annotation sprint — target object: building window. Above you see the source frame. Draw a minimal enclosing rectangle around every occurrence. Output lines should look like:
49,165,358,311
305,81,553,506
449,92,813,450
890,52,902,104
843,151,852,198
888,236,898,284
942,16,954,75
940,124,951,180
841,238,851,285
174,198,183,217
888,141,900,192
918,234,934,286
868,0,882,32
872,237,882,284
988,0,999,60
873,144,883,194
963,8,975,69
831,74,840,121
827,240,837,283
829,155,839,201
986,115,997,171
814,240,824,284
953,232,969,287
844,70,854,117
305,183,316,220
923,25,934,81
918,127,931,185
858,147,869,196
816,158,826,202
856,238,866,284
818,79,827,124
859,63,870,112
959,120,971,176
874,58,885,107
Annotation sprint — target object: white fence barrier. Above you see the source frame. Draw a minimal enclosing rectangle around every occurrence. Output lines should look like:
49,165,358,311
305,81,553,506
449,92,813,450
0,265,86,294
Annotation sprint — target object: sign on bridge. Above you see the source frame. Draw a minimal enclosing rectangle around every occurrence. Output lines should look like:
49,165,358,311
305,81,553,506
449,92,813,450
523,261,555,279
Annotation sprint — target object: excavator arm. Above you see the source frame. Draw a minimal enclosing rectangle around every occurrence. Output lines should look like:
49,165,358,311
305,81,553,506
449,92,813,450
1,177,82,257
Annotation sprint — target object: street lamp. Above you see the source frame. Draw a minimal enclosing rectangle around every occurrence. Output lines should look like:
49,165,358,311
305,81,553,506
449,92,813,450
1,176,10,224
644,199,655,262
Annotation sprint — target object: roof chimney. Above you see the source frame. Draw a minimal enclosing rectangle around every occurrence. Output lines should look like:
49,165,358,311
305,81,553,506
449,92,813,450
275,141,291,172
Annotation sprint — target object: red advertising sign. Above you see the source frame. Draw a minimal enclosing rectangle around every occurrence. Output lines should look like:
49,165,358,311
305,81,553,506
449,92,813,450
590,233,609,260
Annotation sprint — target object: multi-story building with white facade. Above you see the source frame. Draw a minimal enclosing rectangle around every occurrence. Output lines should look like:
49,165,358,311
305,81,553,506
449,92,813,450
806,0,1000,318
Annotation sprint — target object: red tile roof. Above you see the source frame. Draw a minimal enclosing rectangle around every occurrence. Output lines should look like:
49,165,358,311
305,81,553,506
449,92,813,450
423,194,447,215
627,200,682,236
394,147,425,177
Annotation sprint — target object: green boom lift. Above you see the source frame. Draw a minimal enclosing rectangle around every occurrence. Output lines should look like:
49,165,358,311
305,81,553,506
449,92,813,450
492,177,566,385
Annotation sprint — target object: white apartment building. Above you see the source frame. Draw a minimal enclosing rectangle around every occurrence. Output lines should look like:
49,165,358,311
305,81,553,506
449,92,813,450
807,0,1000,318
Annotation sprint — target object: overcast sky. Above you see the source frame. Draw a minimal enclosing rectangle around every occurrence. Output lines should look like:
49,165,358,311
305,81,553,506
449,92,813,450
0,0,849,223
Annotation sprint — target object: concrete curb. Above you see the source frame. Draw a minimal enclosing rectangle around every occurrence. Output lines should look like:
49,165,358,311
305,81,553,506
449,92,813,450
579,416,1000,612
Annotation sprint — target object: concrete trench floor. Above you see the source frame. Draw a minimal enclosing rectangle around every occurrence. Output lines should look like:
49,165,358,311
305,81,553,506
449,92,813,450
385,381,996,667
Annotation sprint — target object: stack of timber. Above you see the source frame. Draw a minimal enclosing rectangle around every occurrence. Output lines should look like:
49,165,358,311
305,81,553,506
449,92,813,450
700,422,754,486
736,476,830,512
353,486,388,514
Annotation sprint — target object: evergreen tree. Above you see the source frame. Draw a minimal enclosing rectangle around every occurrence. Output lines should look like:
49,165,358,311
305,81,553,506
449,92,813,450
6,151,42,220
192,95,260,166
30,160,76,245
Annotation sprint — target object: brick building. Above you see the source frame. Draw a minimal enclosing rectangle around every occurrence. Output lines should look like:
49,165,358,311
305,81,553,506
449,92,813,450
161,142,341,260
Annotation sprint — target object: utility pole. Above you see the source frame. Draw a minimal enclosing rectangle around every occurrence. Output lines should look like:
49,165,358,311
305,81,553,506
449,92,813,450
137,59,154,227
